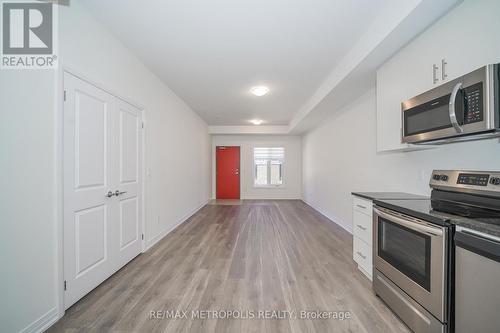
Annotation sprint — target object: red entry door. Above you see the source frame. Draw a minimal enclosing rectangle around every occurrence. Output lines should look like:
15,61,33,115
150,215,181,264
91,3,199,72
216,146,240,199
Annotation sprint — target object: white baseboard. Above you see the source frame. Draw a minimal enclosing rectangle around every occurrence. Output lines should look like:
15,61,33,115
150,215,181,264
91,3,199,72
145,199,209,251
210,196,302,200
357,264,373,281
20,307,59,333
241,197,302,200
301,199,353,235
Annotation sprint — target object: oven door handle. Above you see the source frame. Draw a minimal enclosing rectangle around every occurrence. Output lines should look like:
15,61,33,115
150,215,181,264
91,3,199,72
374,208,443,236
449,82,464,133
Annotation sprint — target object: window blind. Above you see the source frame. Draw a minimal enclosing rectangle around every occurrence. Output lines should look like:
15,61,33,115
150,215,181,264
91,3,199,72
253,147,285,160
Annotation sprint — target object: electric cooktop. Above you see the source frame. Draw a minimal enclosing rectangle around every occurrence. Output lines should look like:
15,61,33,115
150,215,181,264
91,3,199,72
374,198,500,227
374,170,500,235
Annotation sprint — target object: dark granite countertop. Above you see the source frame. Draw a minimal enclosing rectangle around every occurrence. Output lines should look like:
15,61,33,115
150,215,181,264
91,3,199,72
450,216,500,238
352,192,429,201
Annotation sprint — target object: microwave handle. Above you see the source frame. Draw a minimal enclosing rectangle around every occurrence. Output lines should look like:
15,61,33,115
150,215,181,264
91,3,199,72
449,82,464,133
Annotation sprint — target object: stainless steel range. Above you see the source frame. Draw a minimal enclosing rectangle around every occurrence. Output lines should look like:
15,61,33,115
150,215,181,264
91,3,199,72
372,170,500,333
373,204,449,333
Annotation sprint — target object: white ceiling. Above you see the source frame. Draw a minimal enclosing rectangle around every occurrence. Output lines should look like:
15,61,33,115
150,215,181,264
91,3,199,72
80,0,398,126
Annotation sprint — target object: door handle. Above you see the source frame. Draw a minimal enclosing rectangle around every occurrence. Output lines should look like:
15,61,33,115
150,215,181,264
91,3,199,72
449,82,464,133
114,190,127,196
106,191,115,198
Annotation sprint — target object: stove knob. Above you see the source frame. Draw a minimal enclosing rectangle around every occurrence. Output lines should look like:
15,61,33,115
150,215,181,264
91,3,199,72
433,174,441,181
490,177,500,185
440,175,449,181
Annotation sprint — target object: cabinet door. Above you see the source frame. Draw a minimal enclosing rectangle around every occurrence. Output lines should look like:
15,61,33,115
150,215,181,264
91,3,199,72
376,36,437,152
353,237,372,278
376,73,409,152
435,1,500,83
353,210,372,245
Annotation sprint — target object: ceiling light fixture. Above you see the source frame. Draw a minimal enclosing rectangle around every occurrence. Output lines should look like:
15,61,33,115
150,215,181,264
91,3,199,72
250,119,264,125
250,86,269,97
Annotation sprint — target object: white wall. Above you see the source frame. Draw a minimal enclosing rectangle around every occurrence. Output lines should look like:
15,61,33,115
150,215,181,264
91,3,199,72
303,88,500,233
60,2,211,249
212,135,302,200
0,1,211,332
0,71,59,333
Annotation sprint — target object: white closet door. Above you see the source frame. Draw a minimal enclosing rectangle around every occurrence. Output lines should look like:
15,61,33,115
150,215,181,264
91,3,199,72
63,72,142,309
115,98,142,268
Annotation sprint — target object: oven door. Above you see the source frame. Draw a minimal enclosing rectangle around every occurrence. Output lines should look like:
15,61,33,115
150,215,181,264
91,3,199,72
373,207,448,321
402,91,460,143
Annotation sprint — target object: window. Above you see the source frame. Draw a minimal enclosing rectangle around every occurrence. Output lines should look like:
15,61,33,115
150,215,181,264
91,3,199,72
253,147,284,187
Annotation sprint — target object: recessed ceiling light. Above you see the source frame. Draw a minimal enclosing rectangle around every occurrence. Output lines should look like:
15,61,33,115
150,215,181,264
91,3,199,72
250,119,264,125
250,86,269,97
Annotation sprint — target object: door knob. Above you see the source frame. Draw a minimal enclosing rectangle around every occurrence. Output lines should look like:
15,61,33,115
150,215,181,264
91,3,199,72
115,190,127,196
106,191,115,198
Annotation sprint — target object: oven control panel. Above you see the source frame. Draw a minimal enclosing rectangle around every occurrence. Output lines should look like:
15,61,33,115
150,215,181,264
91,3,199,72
430,170,500,196
457,173,489,186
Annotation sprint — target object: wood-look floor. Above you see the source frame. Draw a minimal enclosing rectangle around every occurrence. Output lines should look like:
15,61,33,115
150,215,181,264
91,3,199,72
49,200,409,333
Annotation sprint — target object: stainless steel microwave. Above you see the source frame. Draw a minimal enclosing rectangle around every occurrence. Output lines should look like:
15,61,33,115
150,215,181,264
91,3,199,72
402,64,500,144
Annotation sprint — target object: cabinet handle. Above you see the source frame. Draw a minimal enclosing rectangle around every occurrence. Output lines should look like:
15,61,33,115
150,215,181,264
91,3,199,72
356,251,367,260
441,59,448,80
356,204,367,209
432,64,439,84
357,224,367,231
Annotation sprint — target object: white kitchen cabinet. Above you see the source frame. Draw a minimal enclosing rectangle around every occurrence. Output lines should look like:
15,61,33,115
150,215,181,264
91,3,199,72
353,210,372,245
376,39,435,152
353,196,372,215
376,0,500,152
352,196,373,280
353,237,372,277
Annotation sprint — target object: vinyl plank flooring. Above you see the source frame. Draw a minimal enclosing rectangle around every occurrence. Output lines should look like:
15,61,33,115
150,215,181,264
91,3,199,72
48,200,410,333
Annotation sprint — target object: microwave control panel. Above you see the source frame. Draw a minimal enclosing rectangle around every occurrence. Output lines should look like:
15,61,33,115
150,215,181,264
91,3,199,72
463,82,483,124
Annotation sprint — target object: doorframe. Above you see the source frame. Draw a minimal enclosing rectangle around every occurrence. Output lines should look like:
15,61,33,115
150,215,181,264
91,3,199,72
214,145,241,200
56,66,147,318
